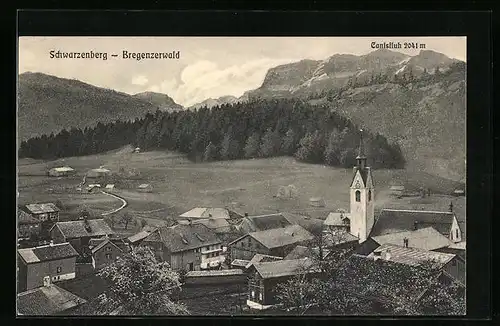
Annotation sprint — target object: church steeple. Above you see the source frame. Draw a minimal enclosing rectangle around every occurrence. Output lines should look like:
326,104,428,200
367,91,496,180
356,129,367,171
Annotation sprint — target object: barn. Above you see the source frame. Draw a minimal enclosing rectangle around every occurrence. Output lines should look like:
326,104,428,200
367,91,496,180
86,168,111,178
48,167,76,177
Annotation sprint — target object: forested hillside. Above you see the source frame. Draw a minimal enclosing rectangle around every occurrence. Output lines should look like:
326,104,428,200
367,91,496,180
19,98,405,169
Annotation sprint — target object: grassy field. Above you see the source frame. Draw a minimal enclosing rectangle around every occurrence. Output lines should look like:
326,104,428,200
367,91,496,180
18,145,466,232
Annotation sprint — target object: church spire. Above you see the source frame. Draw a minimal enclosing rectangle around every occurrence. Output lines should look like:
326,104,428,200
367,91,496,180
356,129,367,170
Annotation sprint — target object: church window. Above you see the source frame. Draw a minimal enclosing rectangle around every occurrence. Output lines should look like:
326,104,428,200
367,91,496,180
368,190,372,201
455,229,459,239
355,190,361,202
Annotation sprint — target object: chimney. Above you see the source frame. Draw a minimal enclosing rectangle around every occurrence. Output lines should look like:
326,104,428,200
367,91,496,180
43,276,51,287
413,221,419,230
244,212,248,217
449,201,454,212
403,237,408,248
208,213,213,219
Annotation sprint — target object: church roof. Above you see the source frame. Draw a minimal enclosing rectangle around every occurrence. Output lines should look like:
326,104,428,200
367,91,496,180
371,227,454,252
370,209,455,238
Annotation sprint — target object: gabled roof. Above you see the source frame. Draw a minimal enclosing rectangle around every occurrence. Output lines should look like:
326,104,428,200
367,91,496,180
138,183,152,188
324,212,351,226
371,209,455,237
143,224,220,253
18,209,39,224
333,254,433,304
247,225,314,249
350,167,371,188
238,213,293,233
371,227,454,251
52,219,114,239
24,203,60,214
18,243,79,264
49,166,74,172
367,243,456,268
192,218,231,231
127,230,153,244
17,284,86,315
180,207,235,219
245,253,283,269
91,238,123,254
448,241,466,250
252,258,321,279
322,230,359,246
231,259,251,268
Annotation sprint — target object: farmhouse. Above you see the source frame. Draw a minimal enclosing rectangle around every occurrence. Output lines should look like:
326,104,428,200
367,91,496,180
86,168,111,178
357,227,454,255
90,238,123,270
367,243,465,286
370,207,463,243
141,224,224,271
180,207,243,222
17,242,79,291
18,209,42,240
137,183,153,192
246,258,322,309
17,281,86,315
228,225,314,261
331,254,464,313
127,227,158,246
324,211,351,231
50,218,114,253
48,166,76,177
22,203,60,222
105,184,115,191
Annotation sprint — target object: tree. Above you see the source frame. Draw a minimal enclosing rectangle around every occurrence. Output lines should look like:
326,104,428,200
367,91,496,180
120,212,133,230
220,130,240,160
295,130,325,163
105,215,117,228
243,132,260,159
260,128,281,158
324,128,342,166
97,246,189,315
203,141,218,162
281,128,297,156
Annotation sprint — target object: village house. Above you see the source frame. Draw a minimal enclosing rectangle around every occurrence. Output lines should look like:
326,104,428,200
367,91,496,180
86,168,111,178
230,253,283,272
89,238,123,270
50,218,114,254
228,225,314,261
180,207,244,224
18,208,42,240
17,242,79,291
370,207,463,243
17,279,86,315
367,243,465,286
331,254,465,314
357,226,455,256
127,226,158,246
22,203,60,223
47,166,76,177
237,212,324,236
137,183,153,193
140,224,224,271
246,258,322,309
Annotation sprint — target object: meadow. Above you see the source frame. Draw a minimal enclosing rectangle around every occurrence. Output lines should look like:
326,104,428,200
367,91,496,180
18,145,465,236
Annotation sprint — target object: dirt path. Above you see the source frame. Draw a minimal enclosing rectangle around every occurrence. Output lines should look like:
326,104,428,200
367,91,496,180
100,191,128,216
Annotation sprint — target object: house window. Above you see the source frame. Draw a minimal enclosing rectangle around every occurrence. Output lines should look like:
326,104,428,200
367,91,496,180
106,247,112,251
355,190,361,202
106,253,112,259
368,190,372,201
56,266,62,274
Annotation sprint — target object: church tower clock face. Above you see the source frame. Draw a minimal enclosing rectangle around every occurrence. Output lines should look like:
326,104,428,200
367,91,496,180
355,180,361,189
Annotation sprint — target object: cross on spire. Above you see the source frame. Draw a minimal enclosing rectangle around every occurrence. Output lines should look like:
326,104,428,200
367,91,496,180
356,129,367,169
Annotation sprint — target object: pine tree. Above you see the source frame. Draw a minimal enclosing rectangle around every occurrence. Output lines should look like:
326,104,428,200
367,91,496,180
324,128,342,166
281,128,297,156
243,132,261,159
260,128,281,158
203,141,218,162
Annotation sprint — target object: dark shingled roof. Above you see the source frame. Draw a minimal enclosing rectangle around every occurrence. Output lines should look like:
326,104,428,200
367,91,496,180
17,284,86,315
18,243,79,264
333,254,433,304
52,219,114,239
143,224,221,253
371,209,455,237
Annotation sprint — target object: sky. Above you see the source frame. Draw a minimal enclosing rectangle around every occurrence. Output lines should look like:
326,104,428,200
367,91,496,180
18,37,466,107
